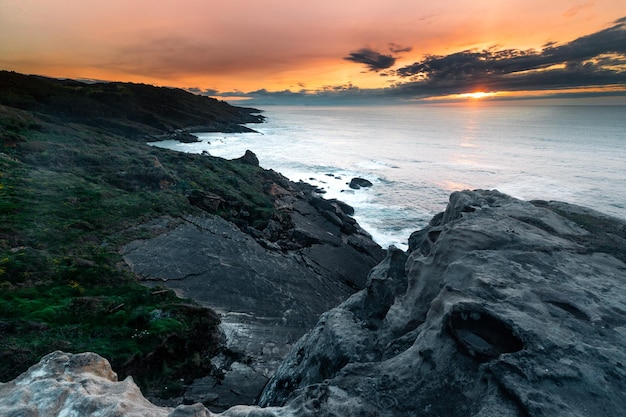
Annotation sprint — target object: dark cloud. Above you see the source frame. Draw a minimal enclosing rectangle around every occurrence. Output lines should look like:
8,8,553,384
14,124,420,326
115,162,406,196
389,43,412,54
221,17,626,105
217,84,393,106
321,82,358,92
392,17,626,96
344,48,396,72
186,87,220,96
197,88,221,96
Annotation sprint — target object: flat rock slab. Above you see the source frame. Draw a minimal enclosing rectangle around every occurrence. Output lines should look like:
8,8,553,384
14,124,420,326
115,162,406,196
123,215,350,321
121,211,382,410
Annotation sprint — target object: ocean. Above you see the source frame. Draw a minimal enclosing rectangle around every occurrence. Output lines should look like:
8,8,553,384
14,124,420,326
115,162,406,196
151,104,626,251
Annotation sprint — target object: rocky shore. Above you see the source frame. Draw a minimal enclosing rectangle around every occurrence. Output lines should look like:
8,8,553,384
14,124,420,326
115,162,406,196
2,189,625,416
1,70,387,408
121,171,384,410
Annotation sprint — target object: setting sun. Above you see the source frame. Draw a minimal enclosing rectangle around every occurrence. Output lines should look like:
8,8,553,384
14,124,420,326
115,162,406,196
422,91,502,103
462,91,494,99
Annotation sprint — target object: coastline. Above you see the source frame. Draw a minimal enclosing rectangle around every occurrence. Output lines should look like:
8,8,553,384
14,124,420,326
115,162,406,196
3,71,626,415
3,189,626,416
171,104,626,250
0,70,384,408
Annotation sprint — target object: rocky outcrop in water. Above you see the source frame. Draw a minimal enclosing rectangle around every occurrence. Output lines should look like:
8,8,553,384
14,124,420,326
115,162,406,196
349,177,373,189
2,190,625,416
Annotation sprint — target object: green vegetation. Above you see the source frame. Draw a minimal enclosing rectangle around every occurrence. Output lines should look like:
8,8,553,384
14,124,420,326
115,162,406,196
0,71,279,397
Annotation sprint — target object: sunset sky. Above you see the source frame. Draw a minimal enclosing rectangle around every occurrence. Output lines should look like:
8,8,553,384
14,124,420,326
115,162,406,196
1,0,625,104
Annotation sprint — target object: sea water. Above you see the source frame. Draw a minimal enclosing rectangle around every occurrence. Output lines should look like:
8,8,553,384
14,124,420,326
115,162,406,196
151,104,626,251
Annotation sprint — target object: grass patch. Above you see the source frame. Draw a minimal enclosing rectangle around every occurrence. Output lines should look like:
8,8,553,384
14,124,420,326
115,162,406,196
0,280,221,394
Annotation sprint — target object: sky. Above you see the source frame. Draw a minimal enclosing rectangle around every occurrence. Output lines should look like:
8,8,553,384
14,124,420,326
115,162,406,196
1,0,625,104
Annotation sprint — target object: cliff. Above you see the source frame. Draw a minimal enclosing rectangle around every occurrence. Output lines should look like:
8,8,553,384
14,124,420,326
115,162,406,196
121,182,384,410
2,190,625,416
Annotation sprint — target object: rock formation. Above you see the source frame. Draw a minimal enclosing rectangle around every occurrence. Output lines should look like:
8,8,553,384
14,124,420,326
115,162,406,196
0,351,209,417
121,176,384,411
349,177,373,189
257,189,626,416
2,190,625,416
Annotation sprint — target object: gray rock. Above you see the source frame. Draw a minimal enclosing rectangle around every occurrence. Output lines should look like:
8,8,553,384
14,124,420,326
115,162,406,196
349,177,373,189
258,189,626,416
121,187,384,410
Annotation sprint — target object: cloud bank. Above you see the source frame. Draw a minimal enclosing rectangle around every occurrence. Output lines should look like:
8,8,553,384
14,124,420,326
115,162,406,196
239,17,626,104
392,16,626,96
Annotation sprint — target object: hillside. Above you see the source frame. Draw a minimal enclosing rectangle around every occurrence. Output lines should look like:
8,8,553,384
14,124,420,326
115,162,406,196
0,71,276,397
0,70,263,137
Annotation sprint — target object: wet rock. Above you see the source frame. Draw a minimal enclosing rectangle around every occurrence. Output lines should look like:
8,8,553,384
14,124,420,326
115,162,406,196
349,177,373,189
322,210,343,227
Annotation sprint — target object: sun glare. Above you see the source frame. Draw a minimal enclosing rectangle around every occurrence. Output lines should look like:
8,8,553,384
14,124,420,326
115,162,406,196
422,91,502,103
462,91,492,99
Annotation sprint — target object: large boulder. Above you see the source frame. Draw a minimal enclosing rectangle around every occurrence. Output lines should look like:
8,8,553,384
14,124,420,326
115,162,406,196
0,351,210,417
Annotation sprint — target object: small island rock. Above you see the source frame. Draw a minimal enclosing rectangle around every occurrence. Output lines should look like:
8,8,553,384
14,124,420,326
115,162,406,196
349,177,373,189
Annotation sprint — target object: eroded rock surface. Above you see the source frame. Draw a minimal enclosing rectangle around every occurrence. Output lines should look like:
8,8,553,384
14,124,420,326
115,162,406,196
0,351,207,417
258,189,626,416
4,190,625,417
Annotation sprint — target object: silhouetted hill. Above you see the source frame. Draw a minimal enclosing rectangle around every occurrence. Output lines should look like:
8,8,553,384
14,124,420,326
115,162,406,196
0,70,263,137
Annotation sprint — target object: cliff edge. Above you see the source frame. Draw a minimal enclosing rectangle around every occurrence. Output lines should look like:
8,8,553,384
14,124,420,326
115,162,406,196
121,178,384,410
